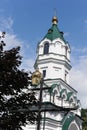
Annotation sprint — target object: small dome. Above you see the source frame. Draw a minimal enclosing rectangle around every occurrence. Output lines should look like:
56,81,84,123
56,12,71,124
31,70,42,86
32,70,42,78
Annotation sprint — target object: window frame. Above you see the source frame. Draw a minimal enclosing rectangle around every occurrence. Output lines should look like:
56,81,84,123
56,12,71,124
43,70,46,78
43,42,49,54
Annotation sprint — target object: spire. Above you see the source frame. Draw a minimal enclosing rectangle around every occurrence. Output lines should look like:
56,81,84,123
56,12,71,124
52,9,58,24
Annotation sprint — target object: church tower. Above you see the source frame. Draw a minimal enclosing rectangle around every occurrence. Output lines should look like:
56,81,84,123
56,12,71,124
34,16,71,84
25,16,82,130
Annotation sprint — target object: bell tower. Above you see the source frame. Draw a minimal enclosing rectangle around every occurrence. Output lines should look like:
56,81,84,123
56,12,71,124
26,15,82,130
34,16,71,84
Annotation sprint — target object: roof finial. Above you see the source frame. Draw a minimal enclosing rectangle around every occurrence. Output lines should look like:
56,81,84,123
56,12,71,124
54,8,57,17
52,8,58,25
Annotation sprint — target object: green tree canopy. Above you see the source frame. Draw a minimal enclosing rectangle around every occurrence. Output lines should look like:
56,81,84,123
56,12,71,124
81,108,87,130
0,32,38,130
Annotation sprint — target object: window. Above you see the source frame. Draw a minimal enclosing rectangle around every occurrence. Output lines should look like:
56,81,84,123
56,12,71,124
70,98,73,103
53,93,55,103
62,94,66,99
65,45,68,58
65,71,68,82
43,70,46,78
65,73,67,82
43,42,49,54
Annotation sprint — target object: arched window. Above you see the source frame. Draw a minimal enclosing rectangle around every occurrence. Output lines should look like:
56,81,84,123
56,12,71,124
43,42,49,54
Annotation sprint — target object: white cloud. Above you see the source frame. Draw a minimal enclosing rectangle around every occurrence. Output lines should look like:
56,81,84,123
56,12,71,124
4,32,34,70
70,47,87,108
4,33,23,49
72,46,87,53
0,31,35,72
0,17,13,32
0,16,34,72
21,59,35,72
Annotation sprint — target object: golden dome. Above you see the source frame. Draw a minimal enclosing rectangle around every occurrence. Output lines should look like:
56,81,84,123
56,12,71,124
31,70,42,86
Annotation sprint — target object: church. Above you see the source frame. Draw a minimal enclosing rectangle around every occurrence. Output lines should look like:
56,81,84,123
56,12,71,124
24,16,82,130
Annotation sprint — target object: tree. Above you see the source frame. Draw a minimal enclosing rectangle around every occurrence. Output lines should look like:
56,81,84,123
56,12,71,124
0,32,38,130
81,108,87,130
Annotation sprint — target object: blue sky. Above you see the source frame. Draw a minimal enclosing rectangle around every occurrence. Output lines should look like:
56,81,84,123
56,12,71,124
0,0,87,108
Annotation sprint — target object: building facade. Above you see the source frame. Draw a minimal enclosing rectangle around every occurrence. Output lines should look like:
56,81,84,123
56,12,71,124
24,16,82,130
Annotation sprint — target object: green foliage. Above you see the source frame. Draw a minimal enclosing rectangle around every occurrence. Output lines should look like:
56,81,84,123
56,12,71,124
81,108,87,130
0,33,38,130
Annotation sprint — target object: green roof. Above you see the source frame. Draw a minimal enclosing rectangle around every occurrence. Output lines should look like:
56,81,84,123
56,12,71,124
48,83,60,94
44,24,66,42
66,92,73,101
60,89,67,97
62,114,75,130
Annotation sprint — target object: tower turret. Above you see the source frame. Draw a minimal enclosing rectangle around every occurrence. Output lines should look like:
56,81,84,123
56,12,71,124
34,16,71,84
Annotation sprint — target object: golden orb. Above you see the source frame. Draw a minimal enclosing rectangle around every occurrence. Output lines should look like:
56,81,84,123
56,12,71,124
31,70,42,86
52,16,58,24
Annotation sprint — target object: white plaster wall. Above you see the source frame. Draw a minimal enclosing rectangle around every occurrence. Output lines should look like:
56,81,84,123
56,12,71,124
38,62,65,80
36,37,71,84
